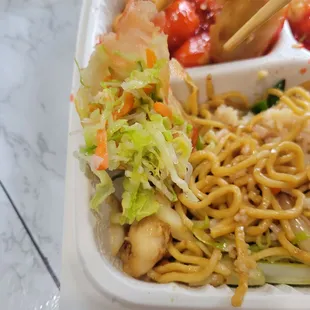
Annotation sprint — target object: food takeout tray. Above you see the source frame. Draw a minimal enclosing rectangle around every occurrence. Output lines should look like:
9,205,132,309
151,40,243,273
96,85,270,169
65,0,310,308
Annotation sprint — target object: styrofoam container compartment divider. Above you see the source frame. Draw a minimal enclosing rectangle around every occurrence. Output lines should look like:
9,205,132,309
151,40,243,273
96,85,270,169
65,0,310,309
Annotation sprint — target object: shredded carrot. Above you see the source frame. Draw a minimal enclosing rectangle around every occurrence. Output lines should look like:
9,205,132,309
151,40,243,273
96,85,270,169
97,152,109,170
191,127,199,149
88,103,102,113
271,188,281,195
103,75,112,82
154,102,172,119
96,129,106,145
113,92,134,120
146,48,157,68
95,129,109,170
143,84,155,94
300,68,307,75
70,93,74,102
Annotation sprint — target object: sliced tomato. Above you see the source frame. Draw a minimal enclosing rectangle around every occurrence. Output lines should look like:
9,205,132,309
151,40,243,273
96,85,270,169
173,32,210,67
163,0,200,52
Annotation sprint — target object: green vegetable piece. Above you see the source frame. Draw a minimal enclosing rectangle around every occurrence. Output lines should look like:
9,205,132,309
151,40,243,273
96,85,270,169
293,231,310,244
258,262,310,285
173,114,185,126
222,257,265,286
163,131,173,142
267,79,286,107
251,100,269,114
79,145,96,156
196,135,204,150
186,124,193,135
192,216,210,230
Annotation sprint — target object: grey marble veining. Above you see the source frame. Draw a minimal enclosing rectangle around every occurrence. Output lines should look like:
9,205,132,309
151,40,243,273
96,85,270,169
0,0,82,299
0,186,59,310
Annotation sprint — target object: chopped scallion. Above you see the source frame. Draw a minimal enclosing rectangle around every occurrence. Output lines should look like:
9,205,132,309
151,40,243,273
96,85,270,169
267,79,286,107
251,100,269,114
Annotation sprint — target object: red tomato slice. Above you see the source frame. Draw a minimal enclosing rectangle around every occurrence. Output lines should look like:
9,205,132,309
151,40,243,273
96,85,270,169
163,0,200,52
173,32,210,67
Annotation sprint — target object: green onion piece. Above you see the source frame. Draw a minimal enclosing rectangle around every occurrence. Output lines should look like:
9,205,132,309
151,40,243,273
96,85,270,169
256,230,271,250
192,216,210,230
80,145,96,156
186,124,193,135
137,60,144,72
251,100,269,114
163,117,172,130
249,244,261,253
196,135,204,150
163,131,173,142
267,79,286,107
293,232,310,244
192,228,230,252
173,114,185,126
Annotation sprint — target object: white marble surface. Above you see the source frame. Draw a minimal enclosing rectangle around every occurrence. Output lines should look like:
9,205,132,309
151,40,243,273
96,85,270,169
0,0,82,308
0,186,59,310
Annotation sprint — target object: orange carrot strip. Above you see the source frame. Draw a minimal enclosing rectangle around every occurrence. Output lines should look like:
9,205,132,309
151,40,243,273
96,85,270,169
96,129,107,145
113,93,134,120
191,126,199,149
95,129,109,170
103,75,112,81
154,102,172,119
146,48,157,68
88,103,102,113
143,84,155,94
97,153,109,170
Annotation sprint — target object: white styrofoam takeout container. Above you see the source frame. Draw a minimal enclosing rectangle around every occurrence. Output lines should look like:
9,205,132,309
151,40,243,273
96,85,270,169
65,0,310,309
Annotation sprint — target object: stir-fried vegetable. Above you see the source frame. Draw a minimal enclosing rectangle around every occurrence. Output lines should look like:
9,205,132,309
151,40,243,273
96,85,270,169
192,228,233,252
251,79,286,114
267,79,286,107
195,135,204,150
258,262,310,285
222,257,266,286
251,100,269,115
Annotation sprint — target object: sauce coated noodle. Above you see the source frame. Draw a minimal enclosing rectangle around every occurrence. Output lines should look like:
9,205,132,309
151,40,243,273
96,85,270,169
147,81,310,307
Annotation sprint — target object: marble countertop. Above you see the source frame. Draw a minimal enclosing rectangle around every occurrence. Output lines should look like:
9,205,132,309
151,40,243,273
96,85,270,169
0,0,82,308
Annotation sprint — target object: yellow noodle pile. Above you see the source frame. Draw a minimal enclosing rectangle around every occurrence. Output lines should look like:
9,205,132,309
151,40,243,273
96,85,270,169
147,79,310,307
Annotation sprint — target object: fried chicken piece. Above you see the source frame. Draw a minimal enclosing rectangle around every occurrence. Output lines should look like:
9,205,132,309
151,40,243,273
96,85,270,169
120,216,171,278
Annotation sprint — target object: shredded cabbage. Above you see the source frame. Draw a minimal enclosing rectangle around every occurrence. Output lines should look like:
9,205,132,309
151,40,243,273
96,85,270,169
121,176,159,224
90,170,115,210
75,0,197,223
